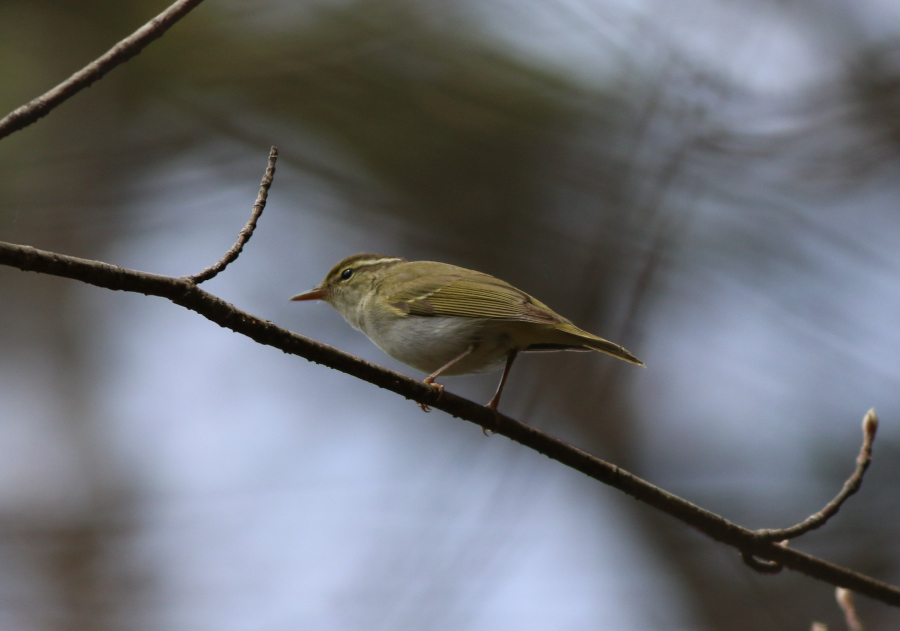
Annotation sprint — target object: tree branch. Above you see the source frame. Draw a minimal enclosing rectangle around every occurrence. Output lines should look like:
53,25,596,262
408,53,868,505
0,237,897,606
0,0,207,141
186,146,278,284
755,410,878,542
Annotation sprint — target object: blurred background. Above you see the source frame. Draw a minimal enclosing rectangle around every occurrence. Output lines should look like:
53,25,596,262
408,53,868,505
1,0,900,629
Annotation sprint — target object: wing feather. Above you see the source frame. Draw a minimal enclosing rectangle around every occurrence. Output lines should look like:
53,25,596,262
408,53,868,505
384,269,560,324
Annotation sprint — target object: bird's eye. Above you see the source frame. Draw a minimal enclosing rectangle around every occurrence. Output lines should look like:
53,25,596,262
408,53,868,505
340,268,354,280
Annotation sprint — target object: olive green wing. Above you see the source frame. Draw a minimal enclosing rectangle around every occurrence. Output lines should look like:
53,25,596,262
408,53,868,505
385,270,560,324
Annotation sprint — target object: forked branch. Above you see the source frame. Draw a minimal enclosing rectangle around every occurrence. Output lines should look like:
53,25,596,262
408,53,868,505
0,153,897,608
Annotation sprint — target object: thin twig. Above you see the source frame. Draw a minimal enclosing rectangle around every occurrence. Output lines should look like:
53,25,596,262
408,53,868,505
0,0,207,141
836,588,864,631
0,237,898,607
186,146,278,284
755,410,878,542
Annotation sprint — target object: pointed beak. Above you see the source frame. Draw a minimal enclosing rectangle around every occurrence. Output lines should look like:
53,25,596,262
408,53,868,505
290,287,328,302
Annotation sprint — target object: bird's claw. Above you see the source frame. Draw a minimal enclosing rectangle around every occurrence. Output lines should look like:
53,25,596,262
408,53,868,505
481,400,501,435
418,379,445,412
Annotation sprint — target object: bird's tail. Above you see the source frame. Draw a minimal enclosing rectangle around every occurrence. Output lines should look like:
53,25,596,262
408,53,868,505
553,322,644,366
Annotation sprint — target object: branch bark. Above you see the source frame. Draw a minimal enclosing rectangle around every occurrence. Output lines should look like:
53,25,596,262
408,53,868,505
187,146,277,284
755,410,878,543
0,231,897,607
0,0,207,140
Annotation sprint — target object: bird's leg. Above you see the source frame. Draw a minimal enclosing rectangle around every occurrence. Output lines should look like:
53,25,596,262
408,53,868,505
418,344,477,412
486,349,518,413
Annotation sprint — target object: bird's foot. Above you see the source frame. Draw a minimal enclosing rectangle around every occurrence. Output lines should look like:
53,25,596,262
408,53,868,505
481,399,501,435
418,378,445,412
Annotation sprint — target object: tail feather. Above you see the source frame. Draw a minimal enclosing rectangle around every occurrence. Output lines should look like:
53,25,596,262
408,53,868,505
551,322,644,366
579,336,644,366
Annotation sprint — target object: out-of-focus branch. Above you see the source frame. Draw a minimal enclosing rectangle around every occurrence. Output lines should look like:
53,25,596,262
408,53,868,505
0,0,207,141
755,410,878,542
186,146,278,284
0,164,897,606
837,588,865,631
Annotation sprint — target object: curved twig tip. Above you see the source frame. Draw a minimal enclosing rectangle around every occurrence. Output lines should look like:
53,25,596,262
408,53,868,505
754,409,878,543
863,408,878,438
186,146,278,284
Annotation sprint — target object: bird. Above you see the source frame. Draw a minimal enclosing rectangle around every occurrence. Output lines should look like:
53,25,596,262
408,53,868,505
291,253,643,412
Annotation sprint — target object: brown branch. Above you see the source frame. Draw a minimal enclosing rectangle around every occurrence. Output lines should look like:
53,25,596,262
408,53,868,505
755,410,878,542
0,150,897,606
0,0,207,141
0,239,898,607
186,146,278,284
